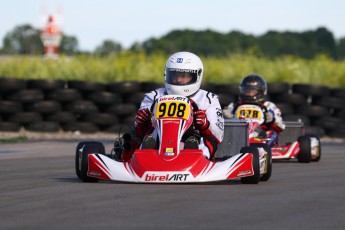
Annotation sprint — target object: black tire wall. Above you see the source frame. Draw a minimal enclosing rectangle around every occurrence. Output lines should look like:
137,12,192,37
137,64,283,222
0,78,345,137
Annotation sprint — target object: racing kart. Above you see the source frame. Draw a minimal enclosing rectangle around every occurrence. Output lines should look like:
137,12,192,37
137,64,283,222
75,95,271,183
234,103,321,163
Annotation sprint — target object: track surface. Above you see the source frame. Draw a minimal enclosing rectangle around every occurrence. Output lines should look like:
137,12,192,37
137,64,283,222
0,140,344,229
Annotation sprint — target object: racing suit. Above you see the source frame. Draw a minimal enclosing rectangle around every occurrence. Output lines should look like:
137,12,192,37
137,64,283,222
136,88,224,160
225,101,285,147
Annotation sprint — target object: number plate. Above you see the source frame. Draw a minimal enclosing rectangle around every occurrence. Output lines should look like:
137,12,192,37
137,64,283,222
235,105,263,119
155,101,190,119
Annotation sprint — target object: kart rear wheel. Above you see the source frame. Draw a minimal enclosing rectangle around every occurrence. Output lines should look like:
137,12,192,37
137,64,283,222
75,141,105,182
297,135,311,163
240,146,260,184
250,143,272,181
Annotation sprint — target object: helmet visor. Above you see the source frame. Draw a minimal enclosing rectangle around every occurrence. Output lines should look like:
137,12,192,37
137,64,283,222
166,69,198,86
240,88,260,97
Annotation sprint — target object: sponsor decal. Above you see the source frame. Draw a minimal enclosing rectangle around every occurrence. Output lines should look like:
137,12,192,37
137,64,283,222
89,170,101,176
216,119,224,130
165,148,174,156
144,172,191,182
177,58,183,63
159,96,187,102
168,68,197,73
237,170,252,177
216,108,223,118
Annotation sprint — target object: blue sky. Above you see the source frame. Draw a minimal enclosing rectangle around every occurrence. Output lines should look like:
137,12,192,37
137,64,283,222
1,0,344,51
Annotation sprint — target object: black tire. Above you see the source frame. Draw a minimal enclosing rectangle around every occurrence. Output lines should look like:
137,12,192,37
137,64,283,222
267,82,290,95
312,116,345,131
120,113,136,126
334,109,345,120
217,93,236,108
0,101,23,114
274,93,308,106
47,89,82,102
141,82,164,92
201,82,217,92
0,122,21,131
250,143,272,181
304,126,325,137
27,79,65,90
215,83,239,95
102,124,123,133
326,129,345,138
6,89,44,103
297,135,311,163
82,113,119,126
292,84,330,97
26,101,62,114
330,88,345,99
296,105,330,118
9,112,43,124
106,81,141,94
106,103,138,117
283,114,310,125
25,121,60,132
314,96,345,110
240,146,260,184
0,78,27,93
87,91,122,105
68,80,105,92
124,92,146,106
274,103,295,115
63,122,99,133
45,111,76,123
309,135,321,162
64,100,98,114
75,141,105,182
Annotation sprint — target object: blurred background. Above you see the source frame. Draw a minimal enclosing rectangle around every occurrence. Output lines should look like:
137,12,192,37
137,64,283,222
1,0,345,57
1,0,345,137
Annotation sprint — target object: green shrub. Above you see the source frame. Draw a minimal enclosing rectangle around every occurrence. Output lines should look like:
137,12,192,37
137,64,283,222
0,52,344,87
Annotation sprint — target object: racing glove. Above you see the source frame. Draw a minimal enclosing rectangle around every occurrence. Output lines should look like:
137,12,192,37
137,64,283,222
135,108,153,140
135,108,151,124
194,110,210,133
264,110,275,124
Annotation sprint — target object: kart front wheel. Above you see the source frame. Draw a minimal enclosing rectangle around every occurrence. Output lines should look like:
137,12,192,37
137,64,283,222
75,141,105,182
309,135,321,162
250,143,272,181
297,136,311,163
240,146,260,184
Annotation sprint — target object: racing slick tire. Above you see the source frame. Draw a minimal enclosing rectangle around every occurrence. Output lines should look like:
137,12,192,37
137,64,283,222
240,146,260,184
75,141,106,182
297,135,312,163
250,143,272,181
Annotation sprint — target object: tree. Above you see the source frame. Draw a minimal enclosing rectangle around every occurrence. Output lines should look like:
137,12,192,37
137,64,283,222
59,35,79,55
336,37,345,60
94,39,122,56
2,24,43,54
1,23,79,55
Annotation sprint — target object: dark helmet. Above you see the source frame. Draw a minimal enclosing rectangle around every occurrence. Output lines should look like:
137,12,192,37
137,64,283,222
239,74,267,103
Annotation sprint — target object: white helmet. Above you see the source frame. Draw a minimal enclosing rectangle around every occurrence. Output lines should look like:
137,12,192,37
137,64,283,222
164,51,203,97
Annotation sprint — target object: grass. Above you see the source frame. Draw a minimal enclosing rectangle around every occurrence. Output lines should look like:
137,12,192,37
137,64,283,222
0,52,345,87
0,136,28,143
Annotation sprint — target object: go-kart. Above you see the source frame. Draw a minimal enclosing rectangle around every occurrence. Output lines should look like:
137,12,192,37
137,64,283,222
234,104,321,163
75,95,271,183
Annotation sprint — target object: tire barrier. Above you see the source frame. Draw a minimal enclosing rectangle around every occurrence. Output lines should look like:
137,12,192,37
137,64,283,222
0,78,345,138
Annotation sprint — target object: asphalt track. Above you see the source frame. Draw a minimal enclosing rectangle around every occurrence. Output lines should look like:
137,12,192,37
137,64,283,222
0,140,344,230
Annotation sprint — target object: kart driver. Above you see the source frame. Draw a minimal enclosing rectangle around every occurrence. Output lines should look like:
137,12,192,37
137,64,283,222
121,51,224,161
224,74,285,147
